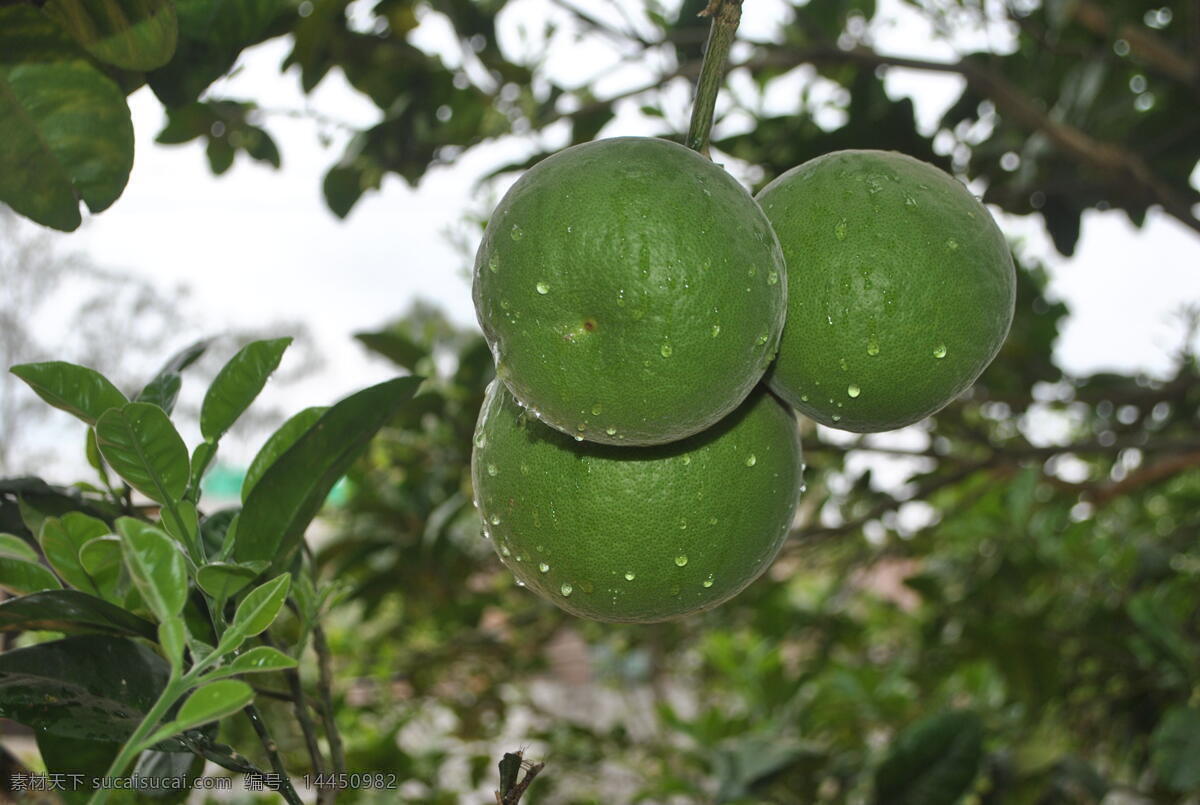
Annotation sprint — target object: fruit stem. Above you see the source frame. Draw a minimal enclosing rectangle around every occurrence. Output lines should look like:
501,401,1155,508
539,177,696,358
685,0,744,156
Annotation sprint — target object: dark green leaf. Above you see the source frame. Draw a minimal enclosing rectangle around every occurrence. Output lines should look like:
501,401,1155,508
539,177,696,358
873,710,984,805
0,589,155,639
0,6,134,230
117,518,188,620
137,369,182,413
96,402,189,504
200,337,292,441
9,361,127,425
353,330,427,371
36,733,120,804
79,535,123,603
43,0,178,70
195,561,261,600
189,439,218,499
0,556,62,595
0,533,39,561
241,406,325,501
39,512,109,595
0,634,169,742
234,377,421,564
1152,707,1200,792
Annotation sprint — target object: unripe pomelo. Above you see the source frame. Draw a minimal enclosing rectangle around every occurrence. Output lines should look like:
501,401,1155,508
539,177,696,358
756,150,1016,432
473,137,787,446
471,381,803,623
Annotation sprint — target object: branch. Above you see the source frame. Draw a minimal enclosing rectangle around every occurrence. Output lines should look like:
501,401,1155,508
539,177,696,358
1070,0,1198,91
686,0,744,154
312,620,347,777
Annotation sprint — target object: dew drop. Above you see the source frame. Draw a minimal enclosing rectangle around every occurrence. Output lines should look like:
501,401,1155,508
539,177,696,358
834,219,848,241
848,384,861,398
745,454,757,467
711,324,721,338
474,432,487,448
682,455,692,465
934,344,948,359
605,427,617,436
660,343,673,358
538,562,550,574
515,579,525,587
486,463,498,477
624,571,636,581
767,269,779,285
903,194,918,208
520,463,530,475
866,339,880,357
755,333,769,346
560,582,573,597
674,554,689,567
832,414,842,423
490,514,501,525
535,281,549,295
510,224,523,241
487,255,499,273
703,573,715,588
839,357,849,371
573,435,584,442
591,403,602,416
499,544,511,557
945,238,959,251
799,393,809,402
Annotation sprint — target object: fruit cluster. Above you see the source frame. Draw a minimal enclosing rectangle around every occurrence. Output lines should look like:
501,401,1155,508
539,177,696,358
470,137,1015,623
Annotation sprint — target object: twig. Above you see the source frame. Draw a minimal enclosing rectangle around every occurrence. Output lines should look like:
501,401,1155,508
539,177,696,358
242,704,305,805
686,0,744,154
262,633,329,800
312,620,346,777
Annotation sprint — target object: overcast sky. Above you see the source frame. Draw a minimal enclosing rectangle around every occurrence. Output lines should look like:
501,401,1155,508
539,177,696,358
14,0,1200,473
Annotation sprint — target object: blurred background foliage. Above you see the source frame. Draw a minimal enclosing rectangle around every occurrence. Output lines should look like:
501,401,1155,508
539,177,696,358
2,0,1200,801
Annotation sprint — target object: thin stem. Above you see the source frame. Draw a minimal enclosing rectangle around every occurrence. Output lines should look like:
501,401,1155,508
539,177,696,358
311,620,346,777
685,0,744,155
243,704,305,805
262,632,329,801
90,678,186,805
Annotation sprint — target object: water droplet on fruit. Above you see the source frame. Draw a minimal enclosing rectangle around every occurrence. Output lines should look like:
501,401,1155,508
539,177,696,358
605,427,617,436
703,574,715,588
490,514,501,525
934,344,948,359
510,224,523,240
767,269,779,285
624,571,635,581
573,435,584,442
674,555,688,567
711,324,721,337
499,544,511,557
903,194,918,208
848,384,861,398
591,403,602,416
678,518,687,530
660,343,673,358
745,454,757,467
832,414,842,423
800,394,809,402
539,562,550,573
520,463,530,475
515,579,525,587
486,463,498,477
866,339,880,357
535,281,549,294
487,255,499,272
474,432,487,448
566,225,574,233
834,219,848,241
755,334,769,346
560,582,573,597
945,238,959,251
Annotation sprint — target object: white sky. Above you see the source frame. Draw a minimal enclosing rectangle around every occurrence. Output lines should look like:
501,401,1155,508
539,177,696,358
17,0,1200,472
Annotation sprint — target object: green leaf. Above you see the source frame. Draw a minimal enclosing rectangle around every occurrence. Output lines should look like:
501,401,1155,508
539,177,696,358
43,0,177,70
200,337,292,441
9,361,127,425
36,733,121,804
85,428,112,487
216,573,289,655
166,680,253,735
0,555,62,595
0,589,155,639
1152,707,1200,792
117,518,188,620
96,402,190,504
162,498,199,548
201,646,297,681
0,533,39,561
235,377,421,564
189,439,218,498
353,329,427,371
137,369,182,413
241,406,326,501
195,561,261,600
0,634,169,742
159,615,186,672
0,6,134,230
39,512,109,595
873,710,984,805
79,535,123,603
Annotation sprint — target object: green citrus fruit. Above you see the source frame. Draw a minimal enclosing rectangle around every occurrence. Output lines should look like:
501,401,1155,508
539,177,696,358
471,380,802,623
756,150,1016,432
473,136,787,446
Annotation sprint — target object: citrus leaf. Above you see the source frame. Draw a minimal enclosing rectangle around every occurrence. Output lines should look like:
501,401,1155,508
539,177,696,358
39,512,109,595
154,680,253,738
195,561,260,600
873,710,984,805
78,535,123,603
9,361,128,425
117,518,188,620
0,6,134,230
36,733,121,800
240,406,325,502
0,533,39,561
137,369,182,413
353,329,427,371
43,0,178,71
218,573,289,653
96,403,189,504
0,556,62,595
0,589,155,639
0,634,169,742
200,337,292,441
189,439,218,497
234,377,421,564
1152,707,1200,792
159,615,186,672
200,646,297,682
